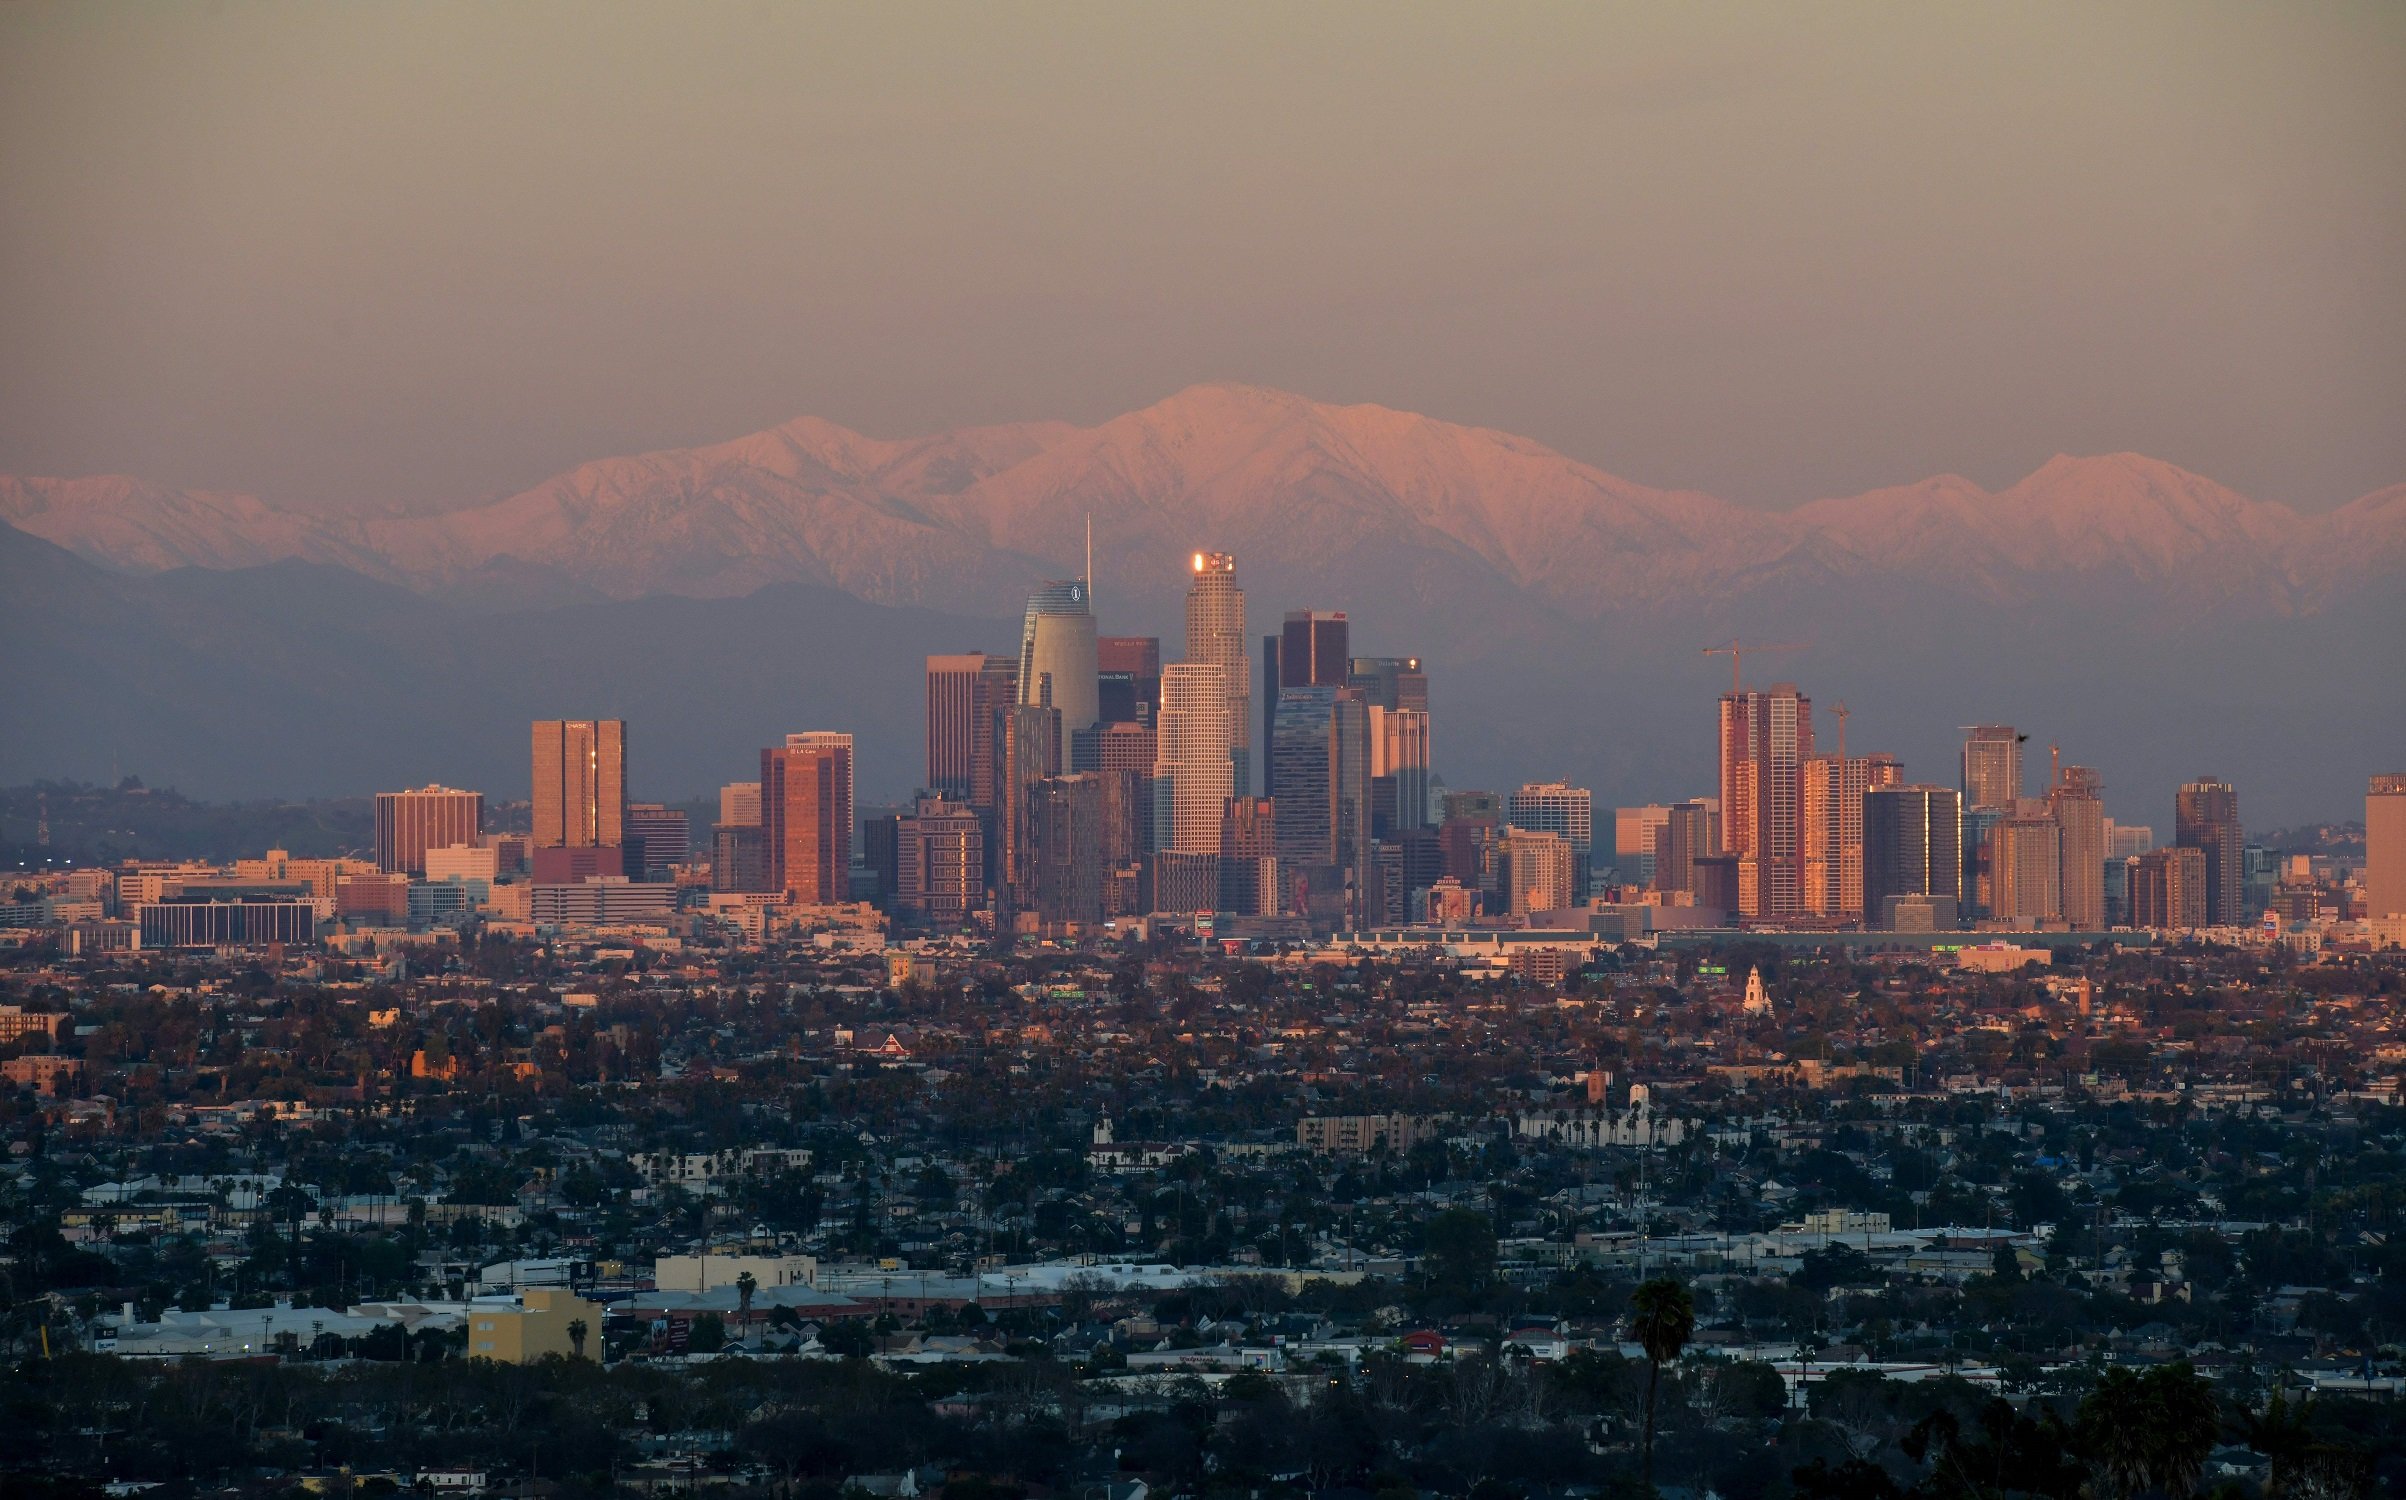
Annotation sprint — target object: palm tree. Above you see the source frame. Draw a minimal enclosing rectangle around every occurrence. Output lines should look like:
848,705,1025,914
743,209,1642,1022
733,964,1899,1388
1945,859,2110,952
1630,1275,1695,1496
736,1271,758,1331
566,1317,589,1361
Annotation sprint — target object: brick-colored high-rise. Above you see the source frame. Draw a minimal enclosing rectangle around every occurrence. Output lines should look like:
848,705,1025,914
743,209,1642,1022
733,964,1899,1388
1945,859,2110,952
375,785,484,876
762,738,851,904
926,653,993,800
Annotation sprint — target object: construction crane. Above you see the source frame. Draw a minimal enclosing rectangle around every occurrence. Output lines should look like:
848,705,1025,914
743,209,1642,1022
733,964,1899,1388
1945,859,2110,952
1833,702,1850,761
1702,639,1808,695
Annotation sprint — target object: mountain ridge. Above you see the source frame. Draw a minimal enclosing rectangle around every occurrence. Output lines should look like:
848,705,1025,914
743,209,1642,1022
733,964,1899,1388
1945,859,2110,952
4,384,2396,617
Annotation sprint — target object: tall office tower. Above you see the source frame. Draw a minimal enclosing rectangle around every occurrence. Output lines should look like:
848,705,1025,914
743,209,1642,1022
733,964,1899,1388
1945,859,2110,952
1002,695,1065,910
1029,773,1108,928
1073,719,1157,855
1962,803,2012,920
531,720,627,850
1154,663,1233,856
712,824,767,893
1445,789,1504,822
1270,685,1372,922
1718,685,1814,919
1717,693,1753,855
861,810,902,907
1097,636,1163,724
1800,753,1902,920
624,803,691,881
786,732,856,863
719,781,762,829
2369,774,2406,920
1961,725,2024,809
1508,782,1595,894
1863,784,1964,930
1614,805,1672,887
375,785,484,875
761,738,851,904
1261,610,1350,789
2049,765,2107,929
1439,803,1501,896
1498,828,1575,917
1990,802,2064,927
1653,800,1714,899
1219,796,1281,917
968,655,1019,815
925,653,995,798
1183,553,1252,796
2175,777,2244,925
893,795,984,926
2103,820,2154,858
1078,720,1157,779
1018,580,1100,737
1348,656,1430,712
2129,846,2208,930
1370,707,1433,836
711,780,766,892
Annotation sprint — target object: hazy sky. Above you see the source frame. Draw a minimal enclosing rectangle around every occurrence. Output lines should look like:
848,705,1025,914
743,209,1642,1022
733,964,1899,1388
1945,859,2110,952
2,3,2400,514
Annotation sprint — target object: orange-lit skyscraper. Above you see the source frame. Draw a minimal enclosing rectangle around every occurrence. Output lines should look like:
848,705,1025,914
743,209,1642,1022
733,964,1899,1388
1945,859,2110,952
1801,753,1902,921
2049,763,2107,929
1183,552,1251,796
531,720,626,850
786,731,855,868
1961,725,2023,809
2369,774,2406,920
762,737,851,904
1990,801,2064,926
1719,684,1814,920
925,653,993,800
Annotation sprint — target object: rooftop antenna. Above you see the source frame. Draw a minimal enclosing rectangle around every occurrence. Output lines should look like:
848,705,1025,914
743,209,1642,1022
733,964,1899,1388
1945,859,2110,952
1085,512,1094,606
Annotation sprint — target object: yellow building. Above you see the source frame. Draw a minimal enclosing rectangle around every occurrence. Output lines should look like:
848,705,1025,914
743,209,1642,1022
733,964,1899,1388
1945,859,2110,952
467,1288,602,1363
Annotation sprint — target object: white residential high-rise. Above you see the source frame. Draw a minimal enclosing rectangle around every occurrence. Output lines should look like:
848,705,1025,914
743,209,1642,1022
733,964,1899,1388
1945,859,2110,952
1508,782,1593,853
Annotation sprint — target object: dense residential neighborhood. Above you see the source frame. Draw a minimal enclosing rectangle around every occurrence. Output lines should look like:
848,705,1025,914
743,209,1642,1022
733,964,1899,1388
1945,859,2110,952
5,888,2405,1496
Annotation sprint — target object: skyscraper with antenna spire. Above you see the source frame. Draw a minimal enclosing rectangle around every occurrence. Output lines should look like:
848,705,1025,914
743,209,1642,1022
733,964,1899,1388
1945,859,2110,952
1183,551,1251,795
